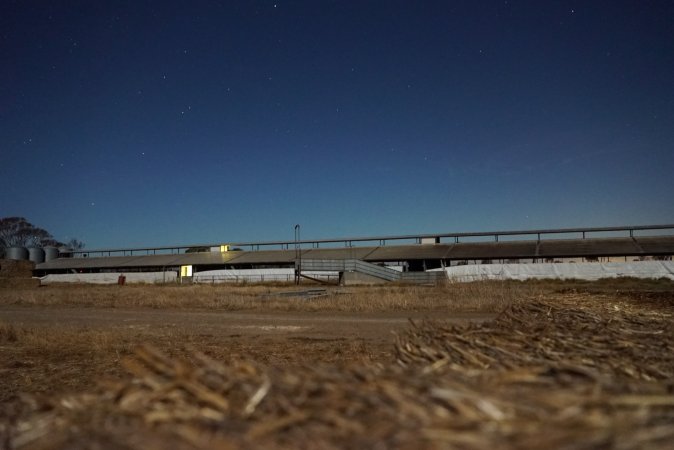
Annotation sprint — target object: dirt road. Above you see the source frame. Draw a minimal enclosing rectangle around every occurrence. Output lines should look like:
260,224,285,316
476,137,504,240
0,306,494,400
0,306,493,340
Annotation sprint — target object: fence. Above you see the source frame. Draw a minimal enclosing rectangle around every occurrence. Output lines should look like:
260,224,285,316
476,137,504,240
193,274,340,284
299,259,445,284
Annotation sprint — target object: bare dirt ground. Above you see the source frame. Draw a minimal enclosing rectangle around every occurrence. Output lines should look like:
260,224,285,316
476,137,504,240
0,280,673,449
0,305,493,402
0,284,501,403
0,306,492,337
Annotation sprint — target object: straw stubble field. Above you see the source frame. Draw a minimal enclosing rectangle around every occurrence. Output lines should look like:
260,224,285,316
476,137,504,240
0,279,673,449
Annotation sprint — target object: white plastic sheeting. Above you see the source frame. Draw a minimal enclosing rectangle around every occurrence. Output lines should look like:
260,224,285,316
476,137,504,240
40,272,178,285
440,261,674,282
193,268,339,283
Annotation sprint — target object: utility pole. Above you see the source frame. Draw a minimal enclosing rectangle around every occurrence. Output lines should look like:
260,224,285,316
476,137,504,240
294,224,301,285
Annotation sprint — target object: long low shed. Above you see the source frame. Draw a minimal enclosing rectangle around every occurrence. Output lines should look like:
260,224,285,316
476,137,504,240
35,236,674,273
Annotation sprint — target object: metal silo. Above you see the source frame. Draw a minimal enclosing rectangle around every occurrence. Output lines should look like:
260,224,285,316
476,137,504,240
5,247,29,261
28,247,45,264
44,246,60,261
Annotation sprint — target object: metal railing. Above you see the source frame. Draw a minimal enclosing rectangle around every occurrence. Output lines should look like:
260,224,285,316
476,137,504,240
192,274,340,284
68,224,674,258
298,259,401,282
298,259,444,284
401,271,447,283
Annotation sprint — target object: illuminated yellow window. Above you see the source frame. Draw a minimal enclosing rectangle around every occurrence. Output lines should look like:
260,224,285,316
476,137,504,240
220,245,230,252
180,265,193,277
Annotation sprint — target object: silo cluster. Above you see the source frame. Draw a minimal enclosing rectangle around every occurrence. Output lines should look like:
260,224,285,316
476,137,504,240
3,246,59,262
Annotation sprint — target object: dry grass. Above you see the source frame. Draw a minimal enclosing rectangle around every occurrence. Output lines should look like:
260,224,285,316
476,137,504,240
1,279,672,448
4,277,671,312
0,281,521,403
2,291,672,449
0,281,527,312
0,322,142,400
515,276,674,294
0,322,135,353
0,278,674,312
0,318,392,403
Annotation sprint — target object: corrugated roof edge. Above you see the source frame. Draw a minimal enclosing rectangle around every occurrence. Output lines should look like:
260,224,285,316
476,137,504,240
35,236,674,271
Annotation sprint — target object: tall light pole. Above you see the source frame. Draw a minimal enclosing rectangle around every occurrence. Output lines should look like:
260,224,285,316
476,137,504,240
294,224,301,285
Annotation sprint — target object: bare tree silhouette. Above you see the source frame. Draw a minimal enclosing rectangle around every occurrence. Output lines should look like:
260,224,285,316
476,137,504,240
0,217,84,253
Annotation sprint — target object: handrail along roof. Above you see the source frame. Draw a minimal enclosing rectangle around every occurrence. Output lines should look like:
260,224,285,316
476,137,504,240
68,224,674,257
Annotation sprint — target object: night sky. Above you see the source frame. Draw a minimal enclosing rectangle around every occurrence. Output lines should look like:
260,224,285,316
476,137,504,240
1,1,673,249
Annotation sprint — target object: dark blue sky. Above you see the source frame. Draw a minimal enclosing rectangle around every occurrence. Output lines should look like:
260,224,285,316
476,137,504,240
2,1,673,248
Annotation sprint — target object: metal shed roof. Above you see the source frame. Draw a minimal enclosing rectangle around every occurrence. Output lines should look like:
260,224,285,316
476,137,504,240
446,241,538,259
365,245,452,261
303,247,379,261
635,236,674,254
537,237,642,258
36,251,241,270
34,236,674,272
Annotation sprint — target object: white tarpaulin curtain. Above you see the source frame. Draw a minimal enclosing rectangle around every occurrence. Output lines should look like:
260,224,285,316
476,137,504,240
40,272,177,285
441,261,674,282
37,262,674,284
